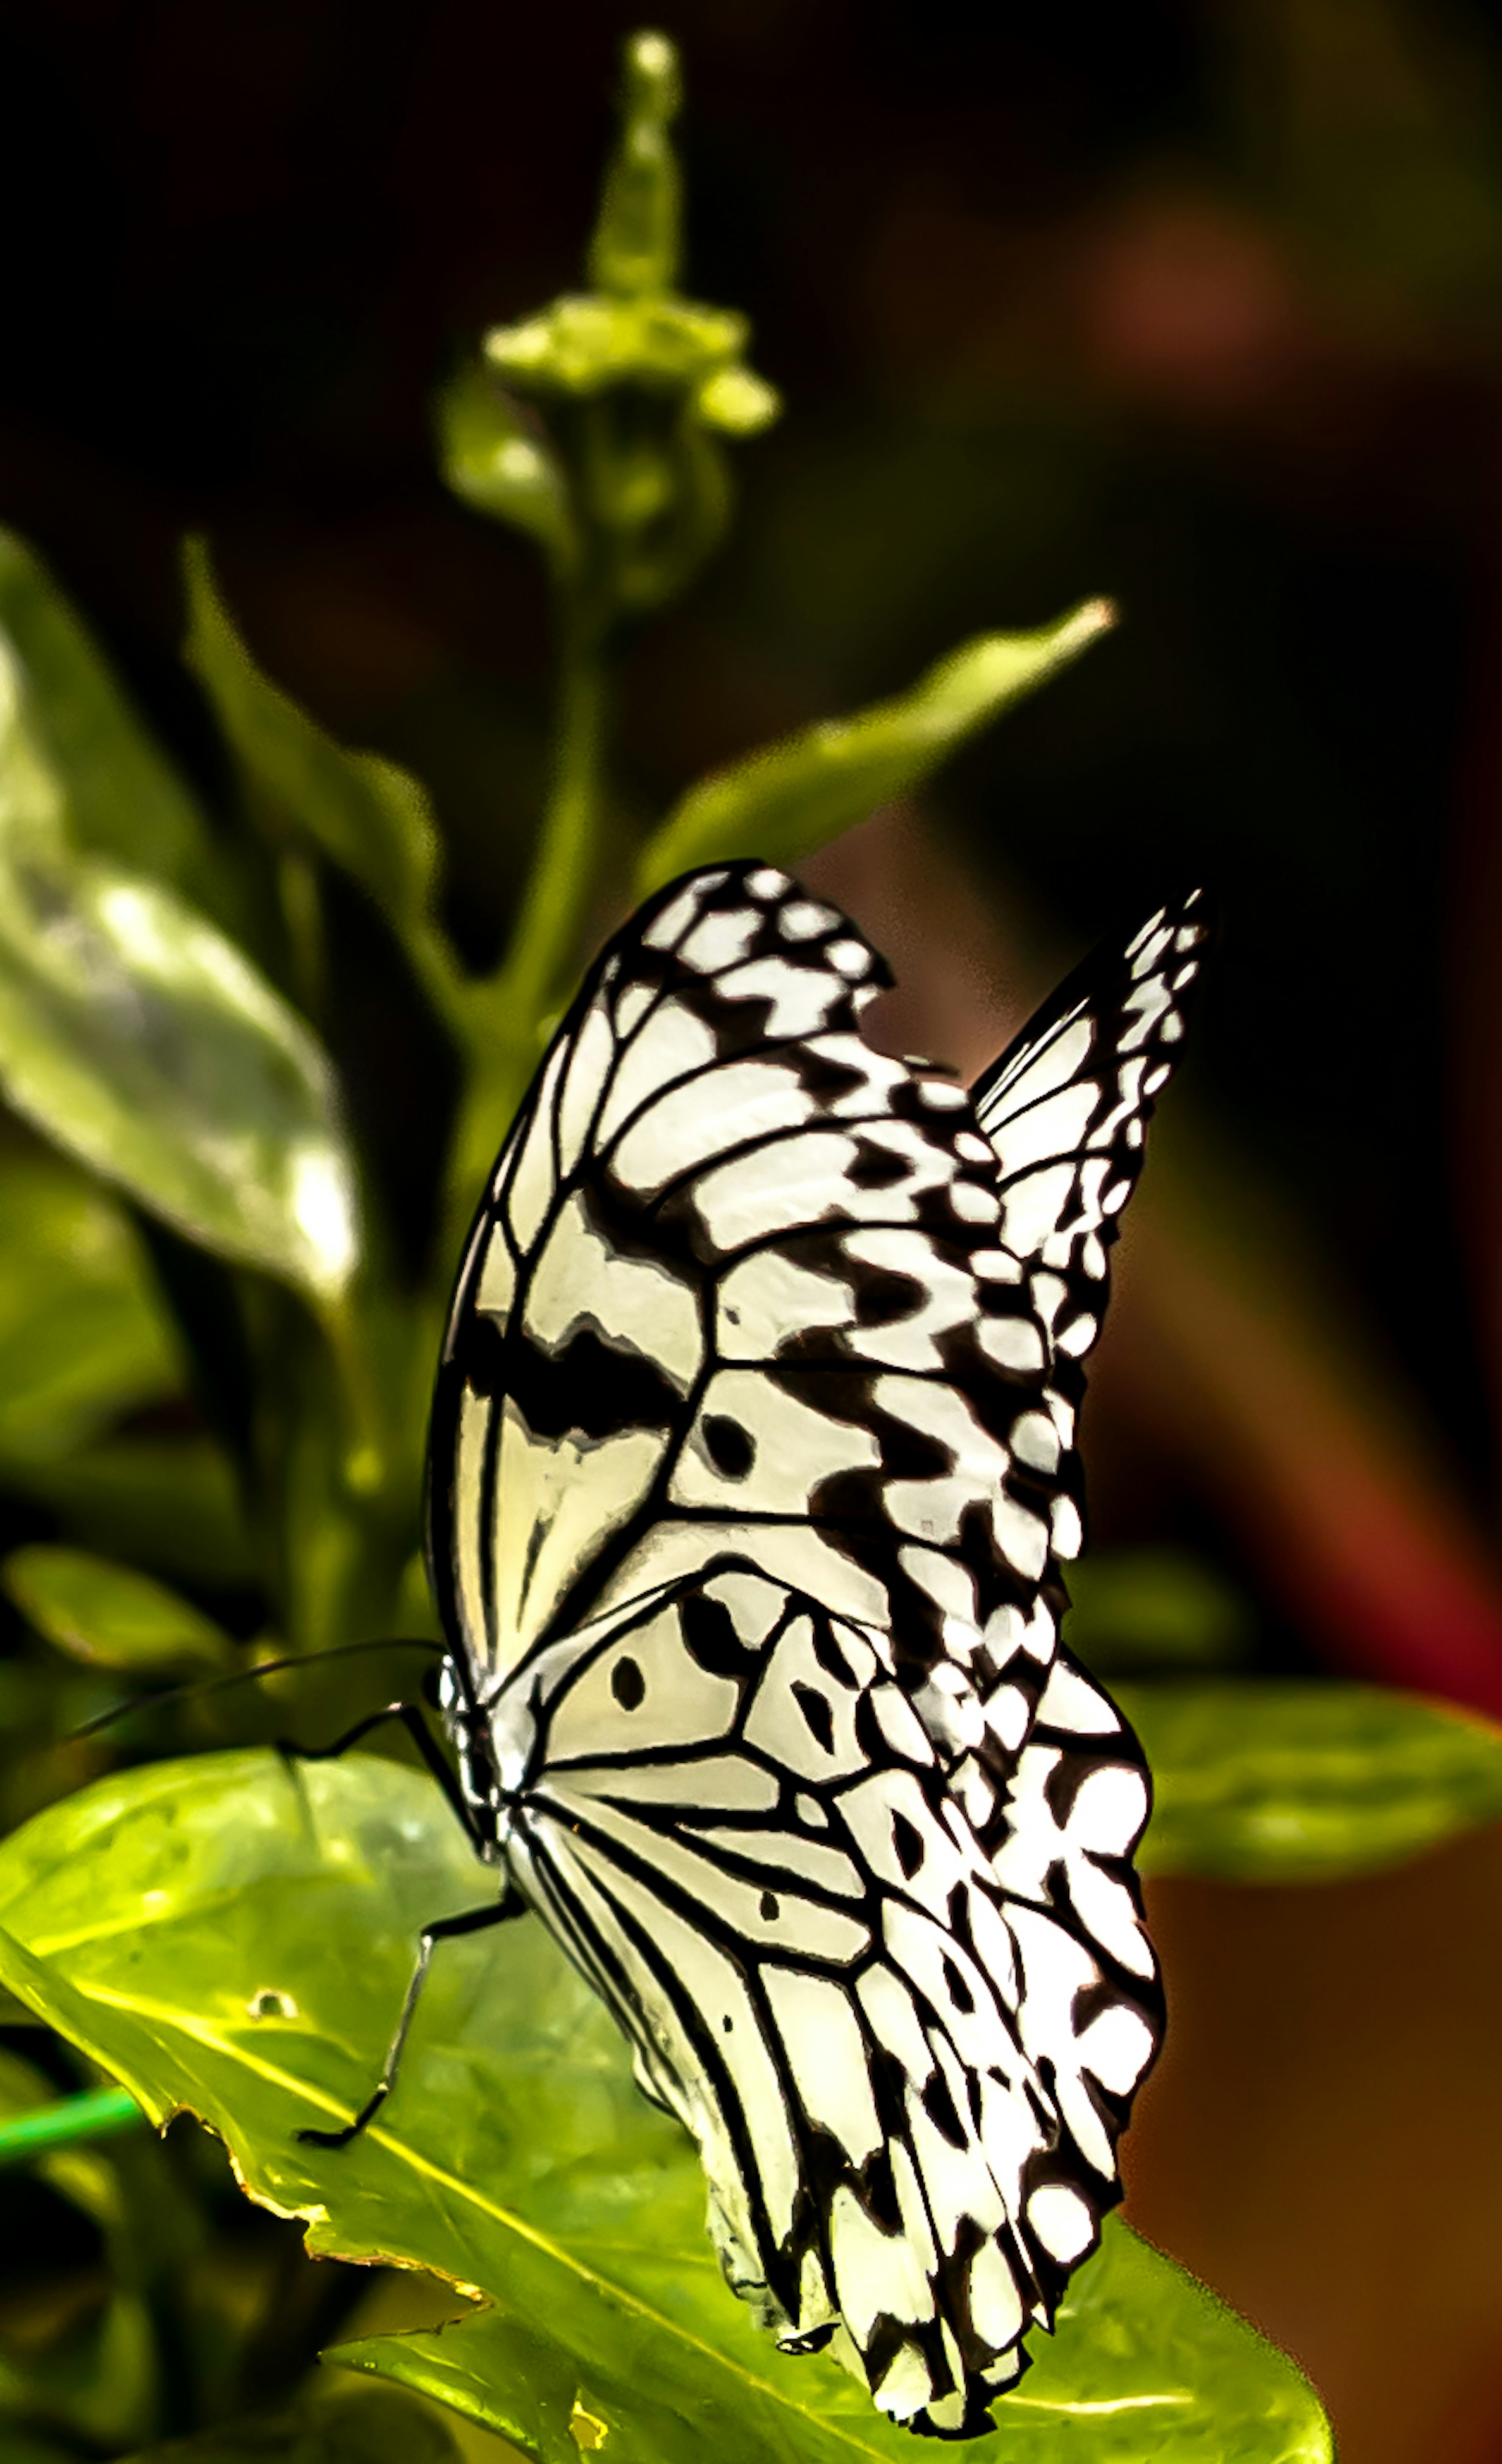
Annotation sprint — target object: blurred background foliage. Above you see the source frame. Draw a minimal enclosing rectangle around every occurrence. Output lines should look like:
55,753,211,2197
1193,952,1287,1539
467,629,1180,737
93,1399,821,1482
1,2,1502,2460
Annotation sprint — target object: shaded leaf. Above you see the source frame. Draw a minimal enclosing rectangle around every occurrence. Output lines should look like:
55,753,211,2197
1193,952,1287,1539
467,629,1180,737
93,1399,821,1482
4,1544,234,1675
635,602,1113,894
120,2386,464,2464
0,1144,180,1464
1125,1679,1502,1880
0,1752,1331,2464
0,2047,157,2448
12,1438,255,1585
437,366,575,566
0,2281,157,2452
0,529,214,898
183,541,438,933
0,836,360,1302
1066,1547,1254,1675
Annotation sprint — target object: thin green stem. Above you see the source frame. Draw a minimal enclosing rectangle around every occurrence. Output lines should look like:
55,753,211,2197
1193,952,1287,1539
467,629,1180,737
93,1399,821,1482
0,2084,144,2168
494,620,608,1029
437,616,610,1266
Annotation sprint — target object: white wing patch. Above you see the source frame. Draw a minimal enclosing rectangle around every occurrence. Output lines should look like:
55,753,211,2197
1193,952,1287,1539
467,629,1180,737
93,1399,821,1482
429,865,1205,2436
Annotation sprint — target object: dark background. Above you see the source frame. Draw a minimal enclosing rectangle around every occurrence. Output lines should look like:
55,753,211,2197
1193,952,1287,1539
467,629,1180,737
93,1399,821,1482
5,4,1502,2456
3,0,1497,1542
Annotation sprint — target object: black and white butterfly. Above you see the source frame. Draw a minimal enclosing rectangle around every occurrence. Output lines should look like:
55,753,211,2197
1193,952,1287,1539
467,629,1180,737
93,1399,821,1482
413,862,1206,2437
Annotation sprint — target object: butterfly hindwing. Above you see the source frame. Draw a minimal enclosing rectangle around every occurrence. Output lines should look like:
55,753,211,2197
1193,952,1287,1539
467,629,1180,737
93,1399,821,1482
970,888,1209,1384
489,1567,1146,2433
428,864,1201,2435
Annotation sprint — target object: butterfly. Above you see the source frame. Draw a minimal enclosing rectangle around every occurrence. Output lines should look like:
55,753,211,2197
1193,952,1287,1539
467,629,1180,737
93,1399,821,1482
423,861,1207,2437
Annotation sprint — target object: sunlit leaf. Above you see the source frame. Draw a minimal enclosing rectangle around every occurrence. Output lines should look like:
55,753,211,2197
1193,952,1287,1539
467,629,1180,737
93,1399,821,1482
120,2386,464,2463
1125,1679,1502,1880
183,541,438,932
0,530,215,899
3,1545,234,1676
12,1438,255,1585
635,602,1114,894
0,837,361,1303
0,1144,180,1465
0,1753,1330,2464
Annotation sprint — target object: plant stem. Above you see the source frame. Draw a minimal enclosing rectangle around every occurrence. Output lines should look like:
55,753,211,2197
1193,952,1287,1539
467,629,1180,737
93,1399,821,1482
439,616,609,1258
0,2084,144,2167
496,617,608,1030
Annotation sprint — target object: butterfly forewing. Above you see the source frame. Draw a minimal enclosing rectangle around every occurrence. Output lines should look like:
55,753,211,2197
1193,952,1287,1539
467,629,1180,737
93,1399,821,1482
428,864,1200,2435
431,866,1070,1739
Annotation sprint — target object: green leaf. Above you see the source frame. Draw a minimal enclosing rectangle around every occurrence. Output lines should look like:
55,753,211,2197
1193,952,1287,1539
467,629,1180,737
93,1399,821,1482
3,1544,234,1675
0,529,215,899
182,541,439,934
0,1144,181,1464
0,834,361,1303
120,2386,464,2463
635,602,1114,895
1125,1678,1502,1880
11,1437,255,1585
0,1752,1330,2464
1066,1548,1254,1675
437,367,575,565
0,2048,158,2447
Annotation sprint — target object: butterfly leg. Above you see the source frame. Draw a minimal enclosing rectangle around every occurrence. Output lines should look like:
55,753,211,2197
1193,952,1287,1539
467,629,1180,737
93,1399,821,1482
277,1699,484,1854
297,1894,525,2150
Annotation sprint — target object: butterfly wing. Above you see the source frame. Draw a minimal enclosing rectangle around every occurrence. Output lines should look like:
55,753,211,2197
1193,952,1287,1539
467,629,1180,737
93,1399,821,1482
429,862,1068,1724
427,864,1200,2435
487,1566,1154,2435
969,887,1208,1387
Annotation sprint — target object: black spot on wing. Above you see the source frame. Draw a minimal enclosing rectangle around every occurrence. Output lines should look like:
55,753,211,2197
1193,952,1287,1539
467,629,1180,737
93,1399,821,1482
893,1810,925,1878
853,1269,928,1327
493,1325,683,1440
921,2065,968,2151
704,1414,755,1477
941,1953,975,2016
847,1141,910,1192
611,1656,645,1709
681,1589,760,1679
792,1682,835,1754
812,1616,858,1688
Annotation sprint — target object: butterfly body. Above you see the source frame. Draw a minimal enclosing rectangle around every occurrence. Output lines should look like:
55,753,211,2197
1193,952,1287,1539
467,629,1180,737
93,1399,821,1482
426,862,1206,2435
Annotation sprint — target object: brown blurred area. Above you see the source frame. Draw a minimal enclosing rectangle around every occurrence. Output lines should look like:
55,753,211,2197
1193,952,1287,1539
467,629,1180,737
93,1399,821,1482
8,0,1502,2451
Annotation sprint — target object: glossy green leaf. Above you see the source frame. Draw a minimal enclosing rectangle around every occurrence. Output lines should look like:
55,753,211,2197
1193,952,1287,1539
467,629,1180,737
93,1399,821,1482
13,1437,255,1584
0,1145,180,1464
635,601,1114,894
0,1752,1330,2464
0,528,214,899
0,834,360,1302
120,2386,464,2464
3,1544,234,1675
1124,1679,1502,1880
182,541,439,934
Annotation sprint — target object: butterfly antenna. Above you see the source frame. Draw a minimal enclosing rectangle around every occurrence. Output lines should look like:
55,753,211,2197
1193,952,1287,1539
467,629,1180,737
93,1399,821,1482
68,1636,449,1743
